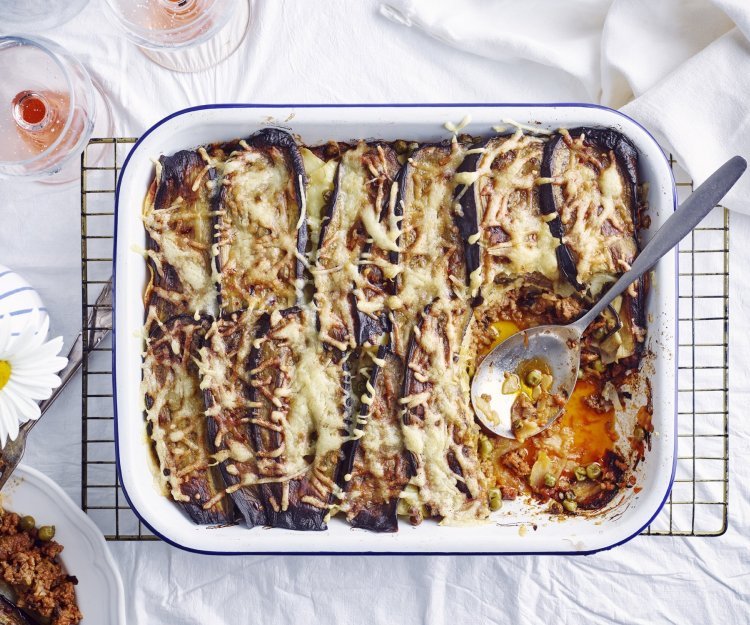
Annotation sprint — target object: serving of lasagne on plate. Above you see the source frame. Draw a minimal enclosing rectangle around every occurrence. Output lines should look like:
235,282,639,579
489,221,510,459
138,121,655,534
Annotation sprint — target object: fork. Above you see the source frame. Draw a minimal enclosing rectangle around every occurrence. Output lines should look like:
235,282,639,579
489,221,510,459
0,278,113,491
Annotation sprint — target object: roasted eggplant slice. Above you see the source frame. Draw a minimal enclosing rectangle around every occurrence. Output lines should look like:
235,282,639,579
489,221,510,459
539,127,639,287
400,300,489,524
142,315,233,525
248,308,351,530
199,310,266,527
338,347,409,532
392,143,468,357
215,128,308,314
143,148,219,325
455,131,559,300
0,596,35,625
313,141,400,353
540,127,645,359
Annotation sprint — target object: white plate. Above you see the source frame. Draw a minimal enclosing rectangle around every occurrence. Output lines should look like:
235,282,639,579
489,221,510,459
2,464,125,624
114,104,677,554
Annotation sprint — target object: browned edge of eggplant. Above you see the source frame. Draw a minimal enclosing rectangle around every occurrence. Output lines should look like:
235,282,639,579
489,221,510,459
400,315,423,480
144,315,234,525
202,312,267,528
246,308,327,531
539,127,640,290
0,595,36,625
333,350,378,492
213,128,309,311
456,138,484,292
147,149,217,322
452,139,485,304
336,345,406,532
153,149,216,211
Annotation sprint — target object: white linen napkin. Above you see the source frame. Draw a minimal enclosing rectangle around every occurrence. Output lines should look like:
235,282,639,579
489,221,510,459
381,0,750,214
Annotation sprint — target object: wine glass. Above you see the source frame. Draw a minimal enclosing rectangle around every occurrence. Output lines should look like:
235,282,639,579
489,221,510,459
0,36,97,182
0,0,90,33
102,0,250,73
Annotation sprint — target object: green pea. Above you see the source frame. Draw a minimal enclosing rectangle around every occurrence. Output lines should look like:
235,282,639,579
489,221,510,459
586,463,602,480
593,360,606,373
37,525,55,542
525,369,543,387
562,500,578,513
565,490,576,501
18,516,35,532
489,489,502,511
479,437,493,460
543,473,557,488
574,466,587,482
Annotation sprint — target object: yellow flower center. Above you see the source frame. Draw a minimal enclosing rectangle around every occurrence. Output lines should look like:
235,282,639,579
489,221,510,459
0,360,10,391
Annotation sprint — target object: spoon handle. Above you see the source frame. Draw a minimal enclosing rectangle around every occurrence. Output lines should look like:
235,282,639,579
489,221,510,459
573,155,746,333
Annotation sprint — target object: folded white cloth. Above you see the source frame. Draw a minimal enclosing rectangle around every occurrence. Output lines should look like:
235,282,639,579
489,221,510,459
382,0,750,214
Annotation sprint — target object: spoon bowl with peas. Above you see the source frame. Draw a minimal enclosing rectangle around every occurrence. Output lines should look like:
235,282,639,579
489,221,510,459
471,155,746,439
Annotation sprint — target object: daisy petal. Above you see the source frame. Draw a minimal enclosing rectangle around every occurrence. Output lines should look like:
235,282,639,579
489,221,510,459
2,384,40,422
6,409,19,442
0,313,66,444
5,379,54,401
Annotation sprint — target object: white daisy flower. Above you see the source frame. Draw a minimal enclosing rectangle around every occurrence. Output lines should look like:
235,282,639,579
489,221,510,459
0,313,68,447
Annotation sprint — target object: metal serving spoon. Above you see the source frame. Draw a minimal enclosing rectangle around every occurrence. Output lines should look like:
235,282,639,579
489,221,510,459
471,156,746,439
0,278,112,491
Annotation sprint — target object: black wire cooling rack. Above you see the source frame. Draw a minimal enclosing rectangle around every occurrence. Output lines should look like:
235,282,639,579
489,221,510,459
80,139,729,540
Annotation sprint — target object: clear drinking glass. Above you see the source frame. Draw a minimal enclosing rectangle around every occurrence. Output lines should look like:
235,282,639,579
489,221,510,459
102,0,250,73
0,36,96,181
0,0,90,33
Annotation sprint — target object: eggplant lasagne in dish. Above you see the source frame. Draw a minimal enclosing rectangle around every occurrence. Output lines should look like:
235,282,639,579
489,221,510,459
140,124,653,532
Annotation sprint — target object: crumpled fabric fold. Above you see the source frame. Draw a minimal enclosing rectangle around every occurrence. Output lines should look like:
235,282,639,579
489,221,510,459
382,0,750,214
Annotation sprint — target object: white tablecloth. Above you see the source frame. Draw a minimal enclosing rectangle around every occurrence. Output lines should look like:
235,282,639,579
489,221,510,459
1,1,748,623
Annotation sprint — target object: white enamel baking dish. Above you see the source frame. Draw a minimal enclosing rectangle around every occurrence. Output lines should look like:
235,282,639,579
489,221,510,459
114,104,677,554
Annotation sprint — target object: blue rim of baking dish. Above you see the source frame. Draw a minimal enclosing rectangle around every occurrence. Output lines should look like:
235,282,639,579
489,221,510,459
112,102,678,556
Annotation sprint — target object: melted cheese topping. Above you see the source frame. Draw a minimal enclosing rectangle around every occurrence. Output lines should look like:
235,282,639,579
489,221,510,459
253,310,348,511
143,159,218,318
142,320,222,508
552,131,638,284
345,352,407,516
401,300,489,523
218,146,301,313
141,127,646,528
197,310,260,481
314,142,398,350
300,147,338,249
473,132,559,291
394,144,467,356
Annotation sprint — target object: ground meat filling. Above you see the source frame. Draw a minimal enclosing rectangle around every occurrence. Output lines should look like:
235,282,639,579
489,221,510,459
0,511,81,625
